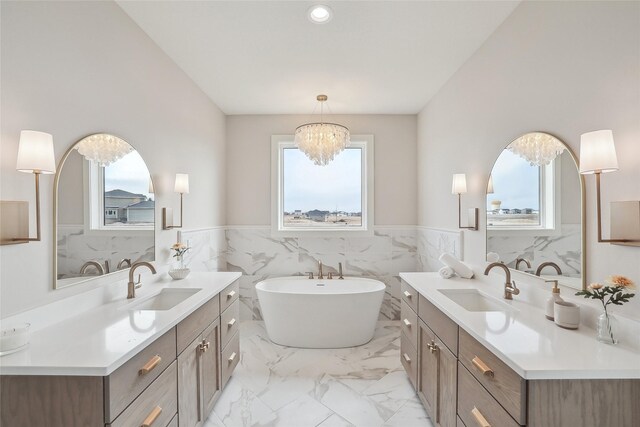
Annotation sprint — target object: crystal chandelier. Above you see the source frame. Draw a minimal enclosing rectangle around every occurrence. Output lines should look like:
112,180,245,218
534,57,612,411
295,95,350,166
75,133,133,166
508,133,565,166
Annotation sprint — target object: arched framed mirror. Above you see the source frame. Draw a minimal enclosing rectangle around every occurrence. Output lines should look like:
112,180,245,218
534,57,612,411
53,133,155,289
485,132,586,290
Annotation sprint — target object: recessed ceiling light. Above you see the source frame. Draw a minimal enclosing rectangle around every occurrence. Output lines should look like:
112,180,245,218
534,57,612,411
308,5,333,24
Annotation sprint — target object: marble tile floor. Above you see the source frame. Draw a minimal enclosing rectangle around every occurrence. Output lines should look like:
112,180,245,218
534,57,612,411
208,321,433,427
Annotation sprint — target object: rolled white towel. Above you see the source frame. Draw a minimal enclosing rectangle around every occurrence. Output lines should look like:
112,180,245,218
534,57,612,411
486,252,500,263
439,253,474,279
439,266,455,279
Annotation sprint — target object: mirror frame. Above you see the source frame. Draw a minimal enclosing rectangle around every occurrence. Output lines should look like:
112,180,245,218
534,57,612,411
53,133,155,289
485,131,587,290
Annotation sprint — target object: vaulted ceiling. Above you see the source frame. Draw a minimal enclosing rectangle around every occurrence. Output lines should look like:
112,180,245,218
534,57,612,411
118,1,520,114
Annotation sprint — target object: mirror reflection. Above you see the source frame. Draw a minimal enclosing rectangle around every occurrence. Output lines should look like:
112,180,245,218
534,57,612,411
486,132,585,289
54,134,155,288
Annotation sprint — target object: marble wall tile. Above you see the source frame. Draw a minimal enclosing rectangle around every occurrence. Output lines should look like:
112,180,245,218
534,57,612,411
180,228,227,272
416,227,463,272
227,227,419,321
487,223,582,276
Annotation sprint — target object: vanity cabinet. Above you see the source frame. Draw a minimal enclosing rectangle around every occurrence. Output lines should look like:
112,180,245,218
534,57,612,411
400,280,640,427
0,279,241,427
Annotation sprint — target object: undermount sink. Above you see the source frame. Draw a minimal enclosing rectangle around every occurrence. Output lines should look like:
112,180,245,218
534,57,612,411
129,288,202,311
438,289,510,312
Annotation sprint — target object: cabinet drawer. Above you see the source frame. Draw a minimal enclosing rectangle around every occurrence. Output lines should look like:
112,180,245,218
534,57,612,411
221,330,240,389
220,280,239,314
400,331,418,390
418,294,458,355
109,361,178,427
458,363,520,427
104,328,176,422
401,281,418,313
400,300,418,349
221,299,240,350
177,295,220,355
459,329,526,424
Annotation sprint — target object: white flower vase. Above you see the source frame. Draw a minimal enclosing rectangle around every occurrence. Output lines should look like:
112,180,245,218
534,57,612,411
169,254,190,280
596,309,618,345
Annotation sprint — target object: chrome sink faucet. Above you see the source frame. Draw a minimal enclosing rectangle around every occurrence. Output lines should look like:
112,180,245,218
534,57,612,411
127,261,157,299
484,262,520,300
535,261,562,276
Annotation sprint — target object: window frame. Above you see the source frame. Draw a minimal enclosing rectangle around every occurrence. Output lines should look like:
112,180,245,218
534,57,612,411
487,158,562,237
83,159,154,234
271,134,374,237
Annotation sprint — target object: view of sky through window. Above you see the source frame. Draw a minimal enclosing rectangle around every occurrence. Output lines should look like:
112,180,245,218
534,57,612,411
104,151,153,200
487,150,540,212
283,147,362,227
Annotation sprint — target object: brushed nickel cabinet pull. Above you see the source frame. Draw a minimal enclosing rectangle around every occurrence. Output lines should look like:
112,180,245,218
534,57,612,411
427,341,438,354
228,318,237,327
198,340,210,353
141,405,162,427
227,290,236,298
228,352,237,362
138,355,161,375
402,353,411,363
403,318,411,327
403,290,412,298
472,356,494,377
471,406,491,427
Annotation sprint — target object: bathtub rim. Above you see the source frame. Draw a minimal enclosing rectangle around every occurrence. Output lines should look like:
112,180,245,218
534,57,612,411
255,276,386,295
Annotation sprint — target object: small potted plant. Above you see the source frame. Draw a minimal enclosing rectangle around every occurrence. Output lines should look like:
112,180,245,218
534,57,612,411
576,275,635,344
169,242,191,280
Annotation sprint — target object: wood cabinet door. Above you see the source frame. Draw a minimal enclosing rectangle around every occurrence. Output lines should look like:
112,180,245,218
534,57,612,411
202,318,221,418
437,336,457,427
418,320,438,422
178,334,204,427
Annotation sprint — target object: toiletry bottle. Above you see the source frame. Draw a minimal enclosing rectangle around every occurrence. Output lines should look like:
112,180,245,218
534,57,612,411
545,280,563,320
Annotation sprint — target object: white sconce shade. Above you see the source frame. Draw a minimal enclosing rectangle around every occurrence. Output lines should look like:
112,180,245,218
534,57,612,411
16,131,56,174
579,130,619,175
174,173,189,194
451,174,467,195
487,175,494,194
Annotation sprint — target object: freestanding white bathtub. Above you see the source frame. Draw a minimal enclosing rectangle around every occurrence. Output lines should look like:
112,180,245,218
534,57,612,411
256,276,385,348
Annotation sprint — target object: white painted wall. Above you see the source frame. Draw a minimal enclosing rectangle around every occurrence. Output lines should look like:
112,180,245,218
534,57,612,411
417,1,640,317
226,115,417,226
0,1,226,317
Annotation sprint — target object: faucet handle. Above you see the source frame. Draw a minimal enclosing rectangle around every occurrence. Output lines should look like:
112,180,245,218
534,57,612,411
328,272,333,280
305,272,314,279
135,274,142,289
509,280,521,295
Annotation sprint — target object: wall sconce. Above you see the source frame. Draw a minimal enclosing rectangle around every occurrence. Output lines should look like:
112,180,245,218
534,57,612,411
162,173,189,230
1,131,56,245
452,173,478,231
487,174,494,194
579,130,639,246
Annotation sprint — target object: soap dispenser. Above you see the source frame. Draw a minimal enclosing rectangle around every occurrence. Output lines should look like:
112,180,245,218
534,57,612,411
545,280,563,320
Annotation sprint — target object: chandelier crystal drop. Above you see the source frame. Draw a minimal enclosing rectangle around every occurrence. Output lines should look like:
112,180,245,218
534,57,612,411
295,95,350,166
75,133,133,166
508,133,566,166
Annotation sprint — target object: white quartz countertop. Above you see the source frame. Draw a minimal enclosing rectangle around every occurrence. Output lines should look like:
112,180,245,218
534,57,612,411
400,272,640,380
0,272,241,376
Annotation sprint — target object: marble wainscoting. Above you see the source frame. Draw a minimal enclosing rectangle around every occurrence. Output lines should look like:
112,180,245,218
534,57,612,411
225,227,419,321
416,227,463,272
56,225,154,278
487,223,582,276
179,227,228,272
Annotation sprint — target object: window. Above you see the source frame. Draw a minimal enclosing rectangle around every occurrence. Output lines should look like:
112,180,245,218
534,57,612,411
86,151,154,231
272,135,374,234
487,150,556,230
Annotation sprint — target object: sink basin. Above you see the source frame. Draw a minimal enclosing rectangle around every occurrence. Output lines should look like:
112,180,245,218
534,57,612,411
438,289,510,312
129,288,201,311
